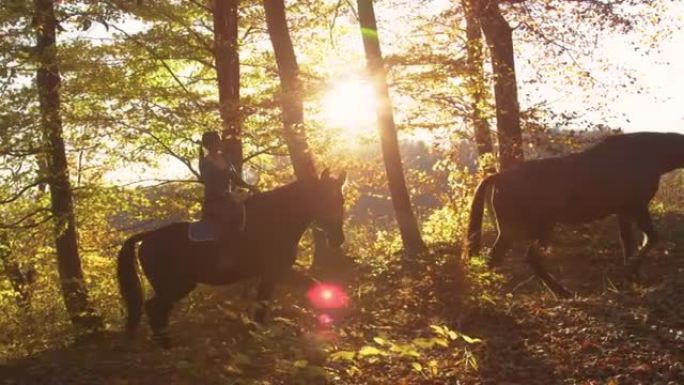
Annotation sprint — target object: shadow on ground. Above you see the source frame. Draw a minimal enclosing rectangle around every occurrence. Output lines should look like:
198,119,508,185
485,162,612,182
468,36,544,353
2,215,683,384
462,213,684,384
0,267,335,385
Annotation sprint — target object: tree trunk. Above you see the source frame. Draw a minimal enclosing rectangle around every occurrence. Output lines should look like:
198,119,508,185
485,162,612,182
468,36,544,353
463,0,494,160
212,0,243,175
35,0,100,332
477,0,524,170
263,0,340,267
263,0,317,182
357,0,427,256
0,231,34,309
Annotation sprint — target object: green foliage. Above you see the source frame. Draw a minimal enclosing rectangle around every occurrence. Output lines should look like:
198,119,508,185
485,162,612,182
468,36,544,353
327,320,483,381
422,152,497,247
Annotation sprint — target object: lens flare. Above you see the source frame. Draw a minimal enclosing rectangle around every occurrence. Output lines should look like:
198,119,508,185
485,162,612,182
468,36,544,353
317,313,334,326
307,283,349,310
321,289,333,300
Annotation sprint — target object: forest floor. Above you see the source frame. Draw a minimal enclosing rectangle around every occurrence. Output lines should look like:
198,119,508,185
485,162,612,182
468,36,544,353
1,218,683,385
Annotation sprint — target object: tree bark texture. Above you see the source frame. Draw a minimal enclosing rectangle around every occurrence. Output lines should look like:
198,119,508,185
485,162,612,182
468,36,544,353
358,0,427,256
263,0,317,182
463,0,494,159
35,0,100,331
212,0,243,175
263,0,340,266
477,0,524,170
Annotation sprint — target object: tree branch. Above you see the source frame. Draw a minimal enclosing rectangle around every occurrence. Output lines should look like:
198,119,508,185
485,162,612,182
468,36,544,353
243,144,287,162
0,180,46,205
115,178,201,188
107,23,196,97
0,208,52,229
139,128,200,178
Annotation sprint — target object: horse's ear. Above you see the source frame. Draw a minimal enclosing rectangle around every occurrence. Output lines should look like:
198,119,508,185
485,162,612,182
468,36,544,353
337,170,347,187
320,168,330,181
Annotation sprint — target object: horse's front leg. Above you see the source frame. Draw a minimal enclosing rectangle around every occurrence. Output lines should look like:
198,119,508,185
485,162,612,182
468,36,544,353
254,275,276,323
526,239,572,298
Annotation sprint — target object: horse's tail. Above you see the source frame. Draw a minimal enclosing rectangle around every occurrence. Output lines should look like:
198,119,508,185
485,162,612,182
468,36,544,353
464,174,498,259
117,231,149,337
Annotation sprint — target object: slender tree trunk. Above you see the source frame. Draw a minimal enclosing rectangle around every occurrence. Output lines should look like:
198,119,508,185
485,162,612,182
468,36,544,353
357,0,427,256
263,0,316,182
263,0,340,266
477,0,524,170
212,0,243,175
463,0,494,160
0,232,34,309
35,0,100,331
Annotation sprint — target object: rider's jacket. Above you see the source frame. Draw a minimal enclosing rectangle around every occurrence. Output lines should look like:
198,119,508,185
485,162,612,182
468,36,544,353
199,156,244,225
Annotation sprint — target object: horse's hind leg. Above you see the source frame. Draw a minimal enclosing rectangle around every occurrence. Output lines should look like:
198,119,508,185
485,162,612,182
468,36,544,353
488,202,514,267
145,281,196,347
489,234,512,268
145,296,170,345
628,205,658,275
526,239,572,298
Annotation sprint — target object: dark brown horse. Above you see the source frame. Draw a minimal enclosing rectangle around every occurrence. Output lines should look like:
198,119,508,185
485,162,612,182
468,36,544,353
117,170,346,343
466,132,684,296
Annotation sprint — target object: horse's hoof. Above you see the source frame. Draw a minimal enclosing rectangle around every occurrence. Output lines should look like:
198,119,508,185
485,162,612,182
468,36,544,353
152,333,172,349
627,270,643,283
254,310,267,324
626,261,643,281
125,329,137,341
551,286,573,299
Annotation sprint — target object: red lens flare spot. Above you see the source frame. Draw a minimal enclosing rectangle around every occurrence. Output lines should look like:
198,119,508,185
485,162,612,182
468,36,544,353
317,313,334,326
307,283,349,309
321,289,333,300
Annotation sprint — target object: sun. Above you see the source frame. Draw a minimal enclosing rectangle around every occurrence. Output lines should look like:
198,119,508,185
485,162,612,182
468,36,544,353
321,77,376,137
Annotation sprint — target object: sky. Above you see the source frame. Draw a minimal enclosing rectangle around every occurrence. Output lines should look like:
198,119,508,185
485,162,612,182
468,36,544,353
512,1,684,134
610,32,684,133
523,27,684,133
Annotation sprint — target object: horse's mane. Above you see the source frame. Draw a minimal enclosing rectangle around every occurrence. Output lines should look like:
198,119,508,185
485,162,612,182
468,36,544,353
243,180,312,228
577,133,684,168
586,132,643,152
590,132,682,150
246,180,304,207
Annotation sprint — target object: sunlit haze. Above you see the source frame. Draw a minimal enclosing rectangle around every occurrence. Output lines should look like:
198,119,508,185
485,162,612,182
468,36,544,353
321,77,376,138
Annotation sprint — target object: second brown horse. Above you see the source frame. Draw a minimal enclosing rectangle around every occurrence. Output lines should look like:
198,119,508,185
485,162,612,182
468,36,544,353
465,132,684,296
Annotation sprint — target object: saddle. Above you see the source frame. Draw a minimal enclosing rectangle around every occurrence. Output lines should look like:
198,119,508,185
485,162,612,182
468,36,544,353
188,203,246,242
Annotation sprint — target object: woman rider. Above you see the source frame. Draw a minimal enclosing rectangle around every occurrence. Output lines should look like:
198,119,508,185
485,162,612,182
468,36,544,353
199,131,257,268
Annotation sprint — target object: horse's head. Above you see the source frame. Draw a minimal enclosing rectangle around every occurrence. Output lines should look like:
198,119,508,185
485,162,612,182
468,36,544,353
310,169,347,248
